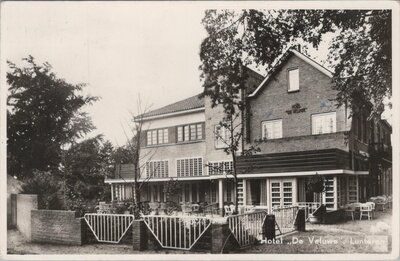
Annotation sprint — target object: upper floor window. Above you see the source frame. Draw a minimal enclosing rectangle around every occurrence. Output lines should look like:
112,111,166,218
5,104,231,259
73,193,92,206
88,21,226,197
146,160,169,178
288,68,299,92
177,157,203,177
208,161,233,175
312,112,336,135
147,128,168,146
262,119,283,140
215,124,231,148
177,123,203,143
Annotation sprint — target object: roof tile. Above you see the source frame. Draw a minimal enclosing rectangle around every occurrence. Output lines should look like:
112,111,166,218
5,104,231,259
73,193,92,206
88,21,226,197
141,93,204,118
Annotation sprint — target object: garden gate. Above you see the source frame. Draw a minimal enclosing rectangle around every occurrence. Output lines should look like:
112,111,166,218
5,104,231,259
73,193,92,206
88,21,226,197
84,213,135,243
227,211,268,248
272,206,299,236
142,215,211,250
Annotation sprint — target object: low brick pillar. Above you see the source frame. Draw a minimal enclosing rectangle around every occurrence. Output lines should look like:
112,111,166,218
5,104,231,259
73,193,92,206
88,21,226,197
132,220,147,251
263,214,276,240
294,209,306,232
210,218,231,254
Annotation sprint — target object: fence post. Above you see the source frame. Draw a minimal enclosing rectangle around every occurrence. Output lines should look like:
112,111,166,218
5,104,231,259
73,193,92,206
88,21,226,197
294,209,306,232
132,220,147,251
263,214,275,240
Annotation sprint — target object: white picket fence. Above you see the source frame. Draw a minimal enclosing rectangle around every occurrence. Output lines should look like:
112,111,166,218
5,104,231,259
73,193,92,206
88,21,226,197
227,211,268,248
142,215,211,250
295,202,321,221
84,213,135,243
272,206,299,235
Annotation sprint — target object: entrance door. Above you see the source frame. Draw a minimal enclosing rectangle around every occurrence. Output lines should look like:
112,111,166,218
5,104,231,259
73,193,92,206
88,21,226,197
270,179,294,208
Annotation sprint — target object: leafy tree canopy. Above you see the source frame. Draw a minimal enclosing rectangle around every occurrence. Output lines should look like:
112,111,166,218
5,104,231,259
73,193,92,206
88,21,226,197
112,142,135,165
200,9,391,114
61,135,114,208
7,56,98,178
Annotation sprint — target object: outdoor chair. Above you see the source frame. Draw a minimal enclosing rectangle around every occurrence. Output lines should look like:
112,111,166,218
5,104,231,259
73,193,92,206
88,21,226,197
359,203,373,220
387,196,392,209
365,202,376,218
181,204,192,216
224,205,233,216
374,196,388,211
192,204,200,214
229,204,236,213
148,202,160,215
344,204,356,221
203,203,218,216
245,206,255,213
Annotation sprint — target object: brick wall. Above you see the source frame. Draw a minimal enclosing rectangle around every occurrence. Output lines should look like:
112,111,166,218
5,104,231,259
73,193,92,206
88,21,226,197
16,194,38,240
248,54,349,154
31,210,84,245
256,131,349,153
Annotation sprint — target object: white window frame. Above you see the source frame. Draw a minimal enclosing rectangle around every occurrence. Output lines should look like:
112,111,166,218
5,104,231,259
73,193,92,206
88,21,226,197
288,68,299,92
312,112,337,135
145,160,169,178
214,124,231,149
261,119,283,140
163,128,168,143
147,131,152,145
269,178,294,208
176,157,203,177
196,124,203,140
208,161,233,175
177,126,183,142
190,125,196,141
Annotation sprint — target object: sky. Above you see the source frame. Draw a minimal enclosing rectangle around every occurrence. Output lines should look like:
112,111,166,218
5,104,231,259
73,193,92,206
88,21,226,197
1,2,392,146
2,2,208,145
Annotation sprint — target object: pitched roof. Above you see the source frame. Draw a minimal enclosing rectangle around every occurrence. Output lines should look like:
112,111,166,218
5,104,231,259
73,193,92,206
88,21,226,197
137,67,264,120
248,49,333,98
139,93,205,119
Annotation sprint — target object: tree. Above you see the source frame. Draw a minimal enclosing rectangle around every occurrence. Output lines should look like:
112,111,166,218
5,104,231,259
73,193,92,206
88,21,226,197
112,144,135,165
20,170,63,210
7,56,98,178
61,135,114,212
200,10,391,114
116,97,158,218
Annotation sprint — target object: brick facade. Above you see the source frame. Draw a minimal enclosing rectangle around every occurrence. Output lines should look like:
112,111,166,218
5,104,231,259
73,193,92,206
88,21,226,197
31,210,84,245
247,54,349,153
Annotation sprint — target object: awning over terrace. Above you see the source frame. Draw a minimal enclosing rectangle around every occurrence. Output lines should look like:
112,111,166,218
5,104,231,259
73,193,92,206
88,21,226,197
236,149,352,175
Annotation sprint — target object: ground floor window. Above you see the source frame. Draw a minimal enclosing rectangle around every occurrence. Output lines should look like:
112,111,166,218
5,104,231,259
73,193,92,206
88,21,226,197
323,176,335,209
347,176,358,203
225,180,234,203
112,184,133,201
269,179,294,207
246,179,267,206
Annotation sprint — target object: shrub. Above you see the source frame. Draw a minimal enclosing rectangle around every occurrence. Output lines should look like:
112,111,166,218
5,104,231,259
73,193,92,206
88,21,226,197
20,170,63,210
